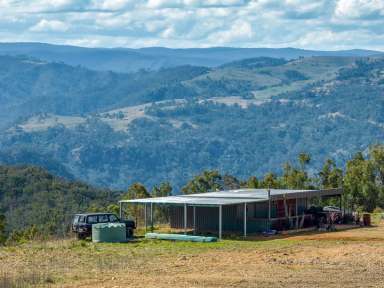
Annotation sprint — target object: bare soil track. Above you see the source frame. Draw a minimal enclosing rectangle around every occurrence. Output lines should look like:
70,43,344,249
1,223,384,287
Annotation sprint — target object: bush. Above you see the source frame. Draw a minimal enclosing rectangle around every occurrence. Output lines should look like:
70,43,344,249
373,207,383,214
6,225,40,245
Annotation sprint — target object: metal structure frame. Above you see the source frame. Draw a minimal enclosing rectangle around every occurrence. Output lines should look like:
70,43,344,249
119,188,343,240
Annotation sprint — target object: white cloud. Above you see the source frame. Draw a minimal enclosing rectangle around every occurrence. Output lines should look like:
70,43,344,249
91,0,136,10
335,0,384,19
208,20,253,44
293,28,384,50
147,0,183,8
30,0,77,12
30,19,69,32
0,0,11,8
184,0,247,7
147,0,247,8
0,0,382,50
65,35,163,48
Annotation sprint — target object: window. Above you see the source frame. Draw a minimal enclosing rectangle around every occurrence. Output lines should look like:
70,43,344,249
79,216,86,223
109,214,119,222
98,215,109,223
73,215,79,224
87,215,98,224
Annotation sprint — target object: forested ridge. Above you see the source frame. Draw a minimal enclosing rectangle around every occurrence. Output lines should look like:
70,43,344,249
1,55,384,190
0,165,118,240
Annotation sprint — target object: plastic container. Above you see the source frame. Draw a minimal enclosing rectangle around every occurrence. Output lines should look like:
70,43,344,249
145,233,217,242
92,223,127,243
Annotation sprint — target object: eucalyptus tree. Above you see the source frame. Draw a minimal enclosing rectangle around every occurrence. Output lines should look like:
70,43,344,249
151,182,172,223
182,170,222,194
123,183,151,224
319,159,343,189
344,152,378,212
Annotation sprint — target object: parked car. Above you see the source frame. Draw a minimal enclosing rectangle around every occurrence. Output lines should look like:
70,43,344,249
306,206,343,230
72,213,135,240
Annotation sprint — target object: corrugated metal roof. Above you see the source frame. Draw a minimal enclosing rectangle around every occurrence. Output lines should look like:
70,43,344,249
120,196,263,206
119,188,342,206
185,188,304,198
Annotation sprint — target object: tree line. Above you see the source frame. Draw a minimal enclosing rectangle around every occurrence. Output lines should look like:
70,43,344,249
122,145,384,221
1,144,384,244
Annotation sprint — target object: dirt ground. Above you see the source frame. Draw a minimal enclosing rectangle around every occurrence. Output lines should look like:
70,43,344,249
1,222,384,288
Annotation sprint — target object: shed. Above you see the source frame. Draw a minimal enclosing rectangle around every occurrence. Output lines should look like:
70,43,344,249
119,188,343,239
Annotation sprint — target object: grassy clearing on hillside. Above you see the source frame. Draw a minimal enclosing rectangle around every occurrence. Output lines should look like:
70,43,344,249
1,220,384,287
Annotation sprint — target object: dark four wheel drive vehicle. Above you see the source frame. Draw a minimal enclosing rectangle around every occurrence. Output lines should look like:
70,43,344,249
72,213,135,240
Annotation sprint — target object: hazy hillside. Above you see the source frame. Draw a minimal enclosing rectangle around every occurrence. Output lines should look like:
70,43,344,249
0,42,381,72
1,55,383,191
0,55,355,129
0,55,209,128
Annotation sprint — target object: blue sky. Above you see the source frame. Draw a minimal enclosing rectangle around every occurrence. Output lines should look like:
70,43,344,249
1,0,383,50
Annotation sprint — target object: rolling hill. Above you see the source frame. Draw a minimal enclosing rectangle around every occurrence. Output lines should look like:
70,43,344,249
1,54,384,191
0,54,358,129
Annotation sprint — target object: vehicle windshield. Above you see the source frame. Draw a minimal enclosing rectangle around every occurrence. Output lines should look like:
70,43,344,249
73,215,79,224
98,215,109,223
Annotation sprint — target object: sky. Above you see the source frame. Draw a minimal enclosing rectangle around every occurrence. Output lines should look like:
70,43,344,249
0,0,383,50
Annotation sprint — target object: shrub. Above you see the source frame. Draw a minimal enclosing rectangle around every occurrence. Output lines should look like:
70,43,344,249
373,207,384,214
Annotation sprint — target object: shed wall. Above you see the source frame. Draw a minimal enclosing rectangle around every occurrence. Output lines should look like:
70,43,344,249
169,198,308,234
170,205,239,232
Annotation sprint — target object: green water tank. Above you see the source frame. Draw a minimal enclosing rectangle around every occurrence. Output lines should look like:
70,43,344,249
92,223,126,243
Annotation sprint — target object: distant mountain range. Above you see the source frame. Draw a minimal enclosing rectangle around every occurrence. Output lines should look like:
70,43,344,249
0,42,382,72
0,48,383,191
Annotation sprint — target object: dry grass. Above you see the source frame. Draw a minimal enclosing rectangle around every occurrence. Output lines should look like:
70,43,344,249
1,222,384,288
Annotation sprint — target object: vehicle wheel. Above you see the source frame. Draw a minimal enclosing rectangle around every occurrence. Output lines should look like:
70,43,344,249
126,229,133,238
77,233,86,240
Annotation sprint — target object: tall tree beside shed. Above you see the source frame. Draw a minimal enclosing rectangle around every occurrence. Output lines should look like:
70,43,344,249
370,145,384,205
282,162,308,189
298,152,311,171
152,182,172,223
123,183,150,225
319,159,343,189
246,176,259,188
261,172,280,188
182,170,222,194
371,145,384,185
344,153,378,212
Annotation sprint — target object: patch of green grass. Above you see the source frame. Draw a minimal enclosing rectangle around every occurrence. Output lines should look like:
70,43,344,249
371,213,383,225
80,235,310,259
